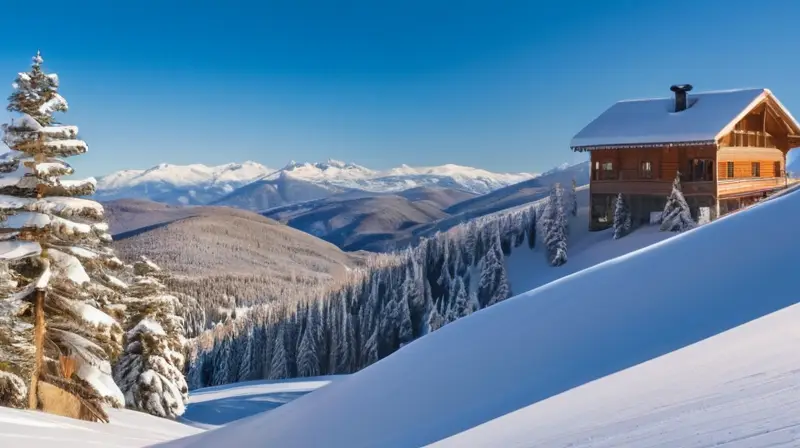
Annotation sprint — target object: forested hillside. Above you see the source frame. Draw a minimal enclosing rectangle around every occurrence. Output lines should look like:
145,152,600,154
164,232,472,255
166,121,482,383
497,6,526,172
108,203,367,330
186,182,579,387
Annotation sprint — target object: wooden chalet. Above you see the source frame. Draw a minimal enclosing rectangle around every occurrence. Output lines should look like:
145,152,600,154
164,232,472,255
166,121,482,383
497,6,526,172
570,85,800,230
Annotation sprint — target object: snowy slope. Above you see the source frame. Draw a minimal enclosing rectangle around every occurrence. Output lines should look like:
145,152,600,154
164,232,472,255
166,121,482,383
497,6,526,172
0,377,334,448
0,406,201,448
503,186,674,296
432,303,800,448
160,185,800,448
96,159,536,208
95,161,273,205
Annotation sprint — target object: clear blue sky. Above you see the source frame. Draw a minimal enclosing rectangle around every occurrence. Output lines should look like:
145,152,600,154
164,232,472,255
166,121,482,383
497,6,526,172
1,0,799,177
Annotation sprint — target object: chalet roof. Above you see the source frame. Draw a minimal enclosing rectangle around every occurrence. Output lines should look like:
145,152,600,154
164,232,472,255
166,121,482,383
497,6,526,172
570,88,800,151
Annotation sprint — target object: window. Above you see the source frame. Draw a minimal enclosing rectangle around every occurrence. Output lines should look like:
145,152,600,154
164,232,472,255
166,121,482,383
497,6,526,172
727,161,734,178
751,162,760,177
774,161,781,178
600,161,614,180
640,161,653,179
689,159,714,181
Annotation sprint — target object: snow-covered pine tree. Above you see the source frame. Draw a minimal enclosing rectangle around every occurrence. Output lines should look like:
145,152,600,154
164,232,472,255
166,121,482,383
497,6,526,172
426,298,445,333
333,305,353,374
112,257,188,418
236,328,255,383
612,193,632,240
268,324,289,380
296,303,320,377
437,240,453,300
526,207,537,249
1,52,126,421
211,336,231,386
446,277,472,323
541,183,568,266
660,172,695,232
0,246,37,408
475,223,512,308
570,178,578,216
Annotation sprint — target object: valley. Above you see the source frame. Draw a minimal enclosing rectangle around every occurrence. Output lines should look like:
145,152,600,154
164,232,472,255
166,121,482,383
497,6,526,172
105,198,367,328
162,179,800,448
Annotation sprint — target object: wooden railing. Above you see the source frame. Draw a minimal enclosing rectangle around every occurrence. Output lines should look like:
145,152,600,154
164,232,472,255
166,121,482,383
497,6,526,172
718,177,785,197
593,169,711,182
730,130,775,148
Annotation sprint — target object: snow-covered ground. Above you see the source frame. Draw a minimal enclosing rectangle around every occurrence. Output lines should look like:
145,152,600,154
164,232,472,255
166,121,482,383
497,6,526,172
503,186,673,296
431,303,800,448
180,377,339,429
0,406,201,448
159,185,800,447
0,378,334,448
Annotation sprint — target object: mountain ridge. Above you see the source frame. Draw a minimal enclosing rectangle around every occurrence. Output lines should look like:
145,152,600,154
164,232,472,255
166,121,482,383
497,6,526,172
95,159,537,209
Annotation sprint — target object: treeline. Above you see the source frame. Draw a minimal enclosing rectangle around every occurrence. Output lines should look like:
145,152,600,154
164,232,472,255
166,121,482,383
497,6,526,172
186,183,576,388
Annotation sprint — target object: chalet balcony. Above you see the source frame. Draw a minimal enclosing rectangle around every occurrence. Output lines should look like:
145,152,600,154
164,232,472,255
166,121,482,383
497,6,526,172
718,176,787,198
592,169,715,196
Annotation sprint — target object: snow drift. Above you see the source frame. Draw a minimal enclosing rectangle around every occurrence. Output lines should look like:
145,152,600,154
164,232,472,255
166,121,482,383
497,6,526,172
161,186,800,448
430,302,800,447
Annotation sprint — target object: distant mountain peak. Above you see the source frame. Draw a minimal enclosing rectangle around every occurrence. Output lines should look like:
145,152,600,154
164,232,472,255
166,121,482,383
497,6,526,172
96,160,540,210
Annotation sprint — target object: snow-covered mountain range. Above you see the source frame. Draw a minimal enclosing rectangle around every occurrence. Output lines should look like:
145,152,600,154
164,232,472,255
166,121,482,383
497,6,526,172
95,161,272,205
274,159,535,193
95,159,537,208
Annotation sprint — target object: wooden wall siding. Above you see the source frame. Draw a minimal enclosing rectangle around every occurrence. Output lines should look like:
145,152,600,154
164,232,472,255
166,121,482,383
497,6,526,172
718,177,785,197
717,147,783,162
589,145,716,182
591,148,663,180
660,147,678,180
591,180,715,196
716,147,784,180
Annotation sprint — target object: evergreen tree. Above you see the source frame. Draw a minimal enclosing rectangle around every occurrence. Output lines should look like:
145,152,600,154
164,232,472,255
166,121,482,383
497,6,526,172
333,307,353,374
476,225,511,308
1,52,126,420
326,302,340,374
0,254,34,408
526,208,537,249
437,240,453,300
446,277,473,323
268,324,289,380
612,193,632,240
541,184,568,266
237,328,255,383
661,172,695,232
570,178,578,216
361,325,379,368
113,258,189,419
296,304,320,377
212,337,231,386
426,298,445,333
396,289,413,347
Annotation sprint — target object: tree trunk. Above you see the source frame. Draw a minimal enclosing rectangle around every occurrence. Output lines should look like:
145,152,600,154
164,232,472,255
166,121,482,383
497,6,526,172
28,289,45,409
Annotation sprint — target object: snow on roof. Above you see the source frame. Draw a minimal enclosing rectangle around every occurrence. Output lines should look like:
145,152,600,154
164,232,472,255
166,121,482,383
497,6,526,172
570,88,800,150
